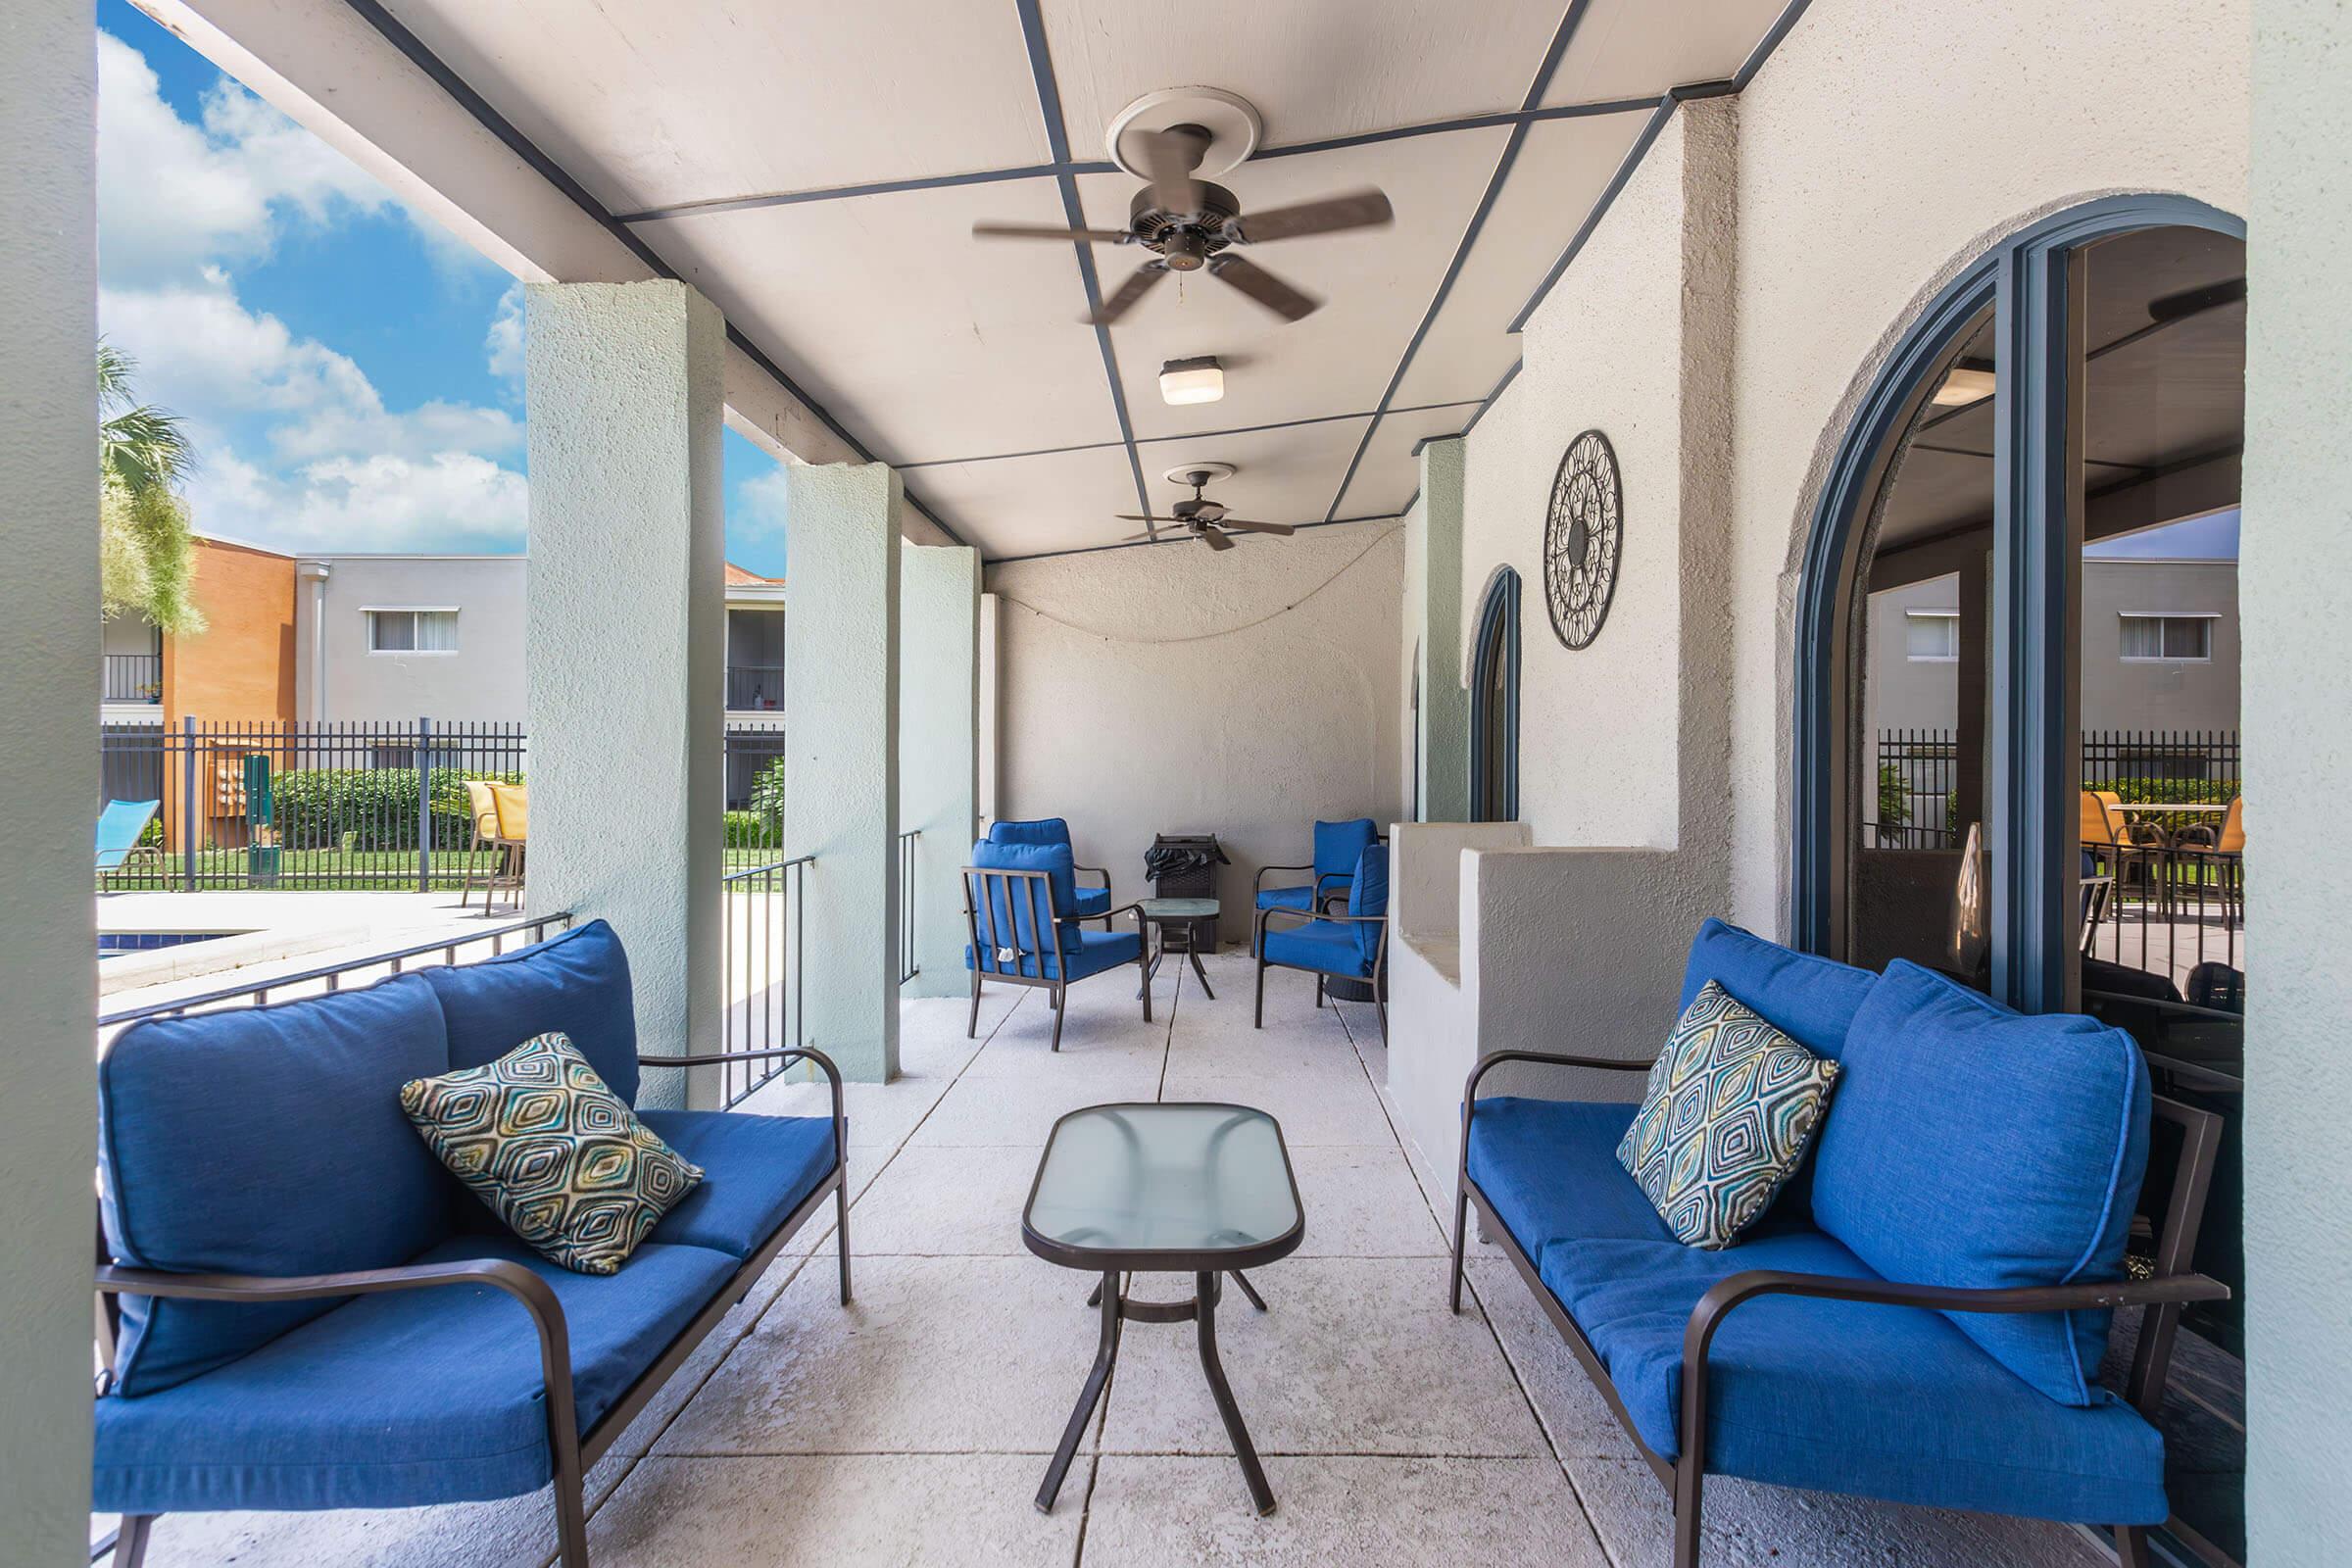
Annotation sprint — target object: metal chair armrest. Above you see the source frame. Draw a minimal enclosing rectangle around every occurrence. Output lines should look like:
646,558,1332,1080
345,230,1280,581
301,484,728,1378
94,1257,578,1434
1257,905,1385,933
1253,861,1314,897
1074,863,1112,891
1463,1048,1657,1109
637,1047,847,1150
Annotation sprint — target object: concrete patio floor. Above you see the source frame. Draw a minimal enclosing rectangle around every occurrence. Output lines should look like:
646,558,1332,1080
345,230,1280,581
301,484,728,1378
122,950,2113,1568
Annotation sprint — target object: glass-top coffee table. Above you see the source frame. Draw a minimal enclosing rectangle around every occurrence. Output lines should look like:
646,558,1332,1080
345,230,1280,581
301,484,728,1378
1136,896,1221,999
1023,1102,1304,1516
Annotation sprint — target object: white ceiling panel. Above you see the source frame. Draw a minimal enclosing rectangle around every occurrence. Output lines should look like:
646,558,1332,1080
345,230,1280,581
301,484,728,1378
1390,112,1647,409
1073,128,1512,442
1542,0,1791,107
638,178,1123,466
1335,403,1487,518
1037,0,1563,156
912,444,1150,561
381,0,1053,215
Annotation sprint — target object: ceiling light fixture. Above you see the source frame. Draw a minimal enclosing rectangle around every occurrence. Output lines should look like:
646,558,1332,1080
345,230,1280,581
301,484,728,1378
1930,366,1996,407
1159,356,1225,406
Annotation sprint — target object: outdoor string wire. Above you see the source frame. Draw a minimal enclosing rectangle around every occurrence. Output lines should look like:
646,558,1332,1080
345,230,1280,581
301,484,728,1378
992,523,1403,647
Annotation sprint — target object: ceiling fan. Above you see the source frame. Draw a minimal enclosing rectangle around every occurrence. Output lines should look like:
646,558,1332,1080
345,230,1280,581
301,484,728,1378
973,122,1392,325
1118,466,1297,552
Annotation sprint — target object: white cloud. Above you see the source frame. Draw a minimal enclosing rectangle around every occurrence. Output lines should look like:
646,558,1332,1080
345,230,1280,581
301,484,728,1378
188,446,527,554
485,284,525,384
731,462,792,541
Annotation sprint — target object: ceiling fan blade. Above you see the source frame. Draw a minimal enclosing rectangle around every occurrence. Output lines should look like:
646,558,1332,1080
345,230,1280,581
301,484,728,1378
1113,514,1173,523
1200,526,1237,552
1119,529,1162,543
1214,517,1296,536
1232,188,1394,243
972,221,1133,243
1089,263,1168,326
1206,253,1320,321
1141,127,1207,218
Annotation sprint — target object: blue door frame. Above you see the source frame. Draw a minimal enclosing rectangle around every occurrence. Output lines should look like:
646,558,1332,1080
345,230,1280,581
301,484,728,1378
1791,193,2244,1012
1469,569,1521,823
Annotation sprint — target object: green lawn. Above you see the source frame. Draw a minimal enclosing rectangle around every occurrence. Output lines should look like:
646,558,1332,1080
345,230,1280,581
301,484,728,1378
100,843,798,892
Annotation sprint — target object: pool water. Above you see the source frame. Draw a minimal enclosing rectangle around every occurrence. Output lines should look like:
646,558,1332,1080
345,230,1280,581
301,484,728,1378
97,931,238,959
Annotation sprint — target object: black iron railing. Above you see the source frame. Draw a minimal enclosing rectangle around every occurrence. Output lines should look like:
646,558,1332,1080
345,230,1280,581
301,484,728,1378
897,829,919,985
104,654,162,704
725,664,786,711
720,855,811,1108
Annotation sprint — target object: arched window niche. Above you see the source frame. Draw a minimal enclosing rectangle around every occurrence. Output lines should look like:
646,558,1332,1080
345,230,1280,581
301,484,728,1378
1469,567,1522,824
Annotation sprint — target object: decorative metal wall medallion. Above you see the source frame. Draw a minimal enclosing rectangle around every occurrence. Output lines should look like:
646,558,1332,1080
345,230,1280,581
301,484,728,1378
1544,429,1622,650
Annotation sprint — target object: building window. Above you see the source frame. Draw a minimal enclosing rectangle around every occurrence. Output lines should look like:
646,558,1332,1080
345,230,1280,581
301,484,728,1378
367,609,460,654
2119,612,2213,662
1903,610,1960,662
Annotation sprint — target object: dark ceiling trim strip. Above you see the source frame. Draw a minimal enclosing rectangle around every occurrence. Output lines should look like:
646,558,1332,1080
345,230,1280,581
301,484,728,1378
1505,89,1676,334
896,400,1485,470
330,0,970,549
985,513,1400,567
1459,360,1522,437
1735,0,1816,88
1011,0,1155,536
611,96,1668,225
1321,0,1592,523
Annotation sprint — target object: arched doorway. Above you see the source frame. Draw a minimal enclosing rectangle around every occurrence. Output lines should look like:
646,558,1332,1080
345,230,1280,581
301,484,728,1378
1468,568,1520,823
1792,193,2248,1564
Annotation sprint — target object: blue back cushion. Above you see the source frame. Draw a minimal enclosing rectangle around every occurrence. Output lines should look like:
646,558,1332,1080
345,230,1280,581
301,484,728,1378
1679,918,1879,1062
1810,959,2151,1406
1313,818,1379,883
422,919,639,1106
989,817,1072,849
1348,843,1390,963
971,837,1082,955
99,973,455,1396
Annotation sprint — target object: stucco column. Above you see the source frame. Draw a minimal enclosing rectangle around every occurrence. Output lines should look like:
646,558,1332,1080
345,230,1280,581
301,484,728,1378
898,542,980,999
0,0,99,1554
785,465,902,1081
2245,0,2352,1555
523,280,725,1108
1413,437,1471,821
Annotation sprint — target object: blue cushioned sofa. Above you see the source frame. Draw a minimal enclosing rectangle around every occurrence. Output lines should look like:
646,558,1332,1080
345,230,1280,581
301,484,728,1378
91,919,849,1568
1450,919,2227,1568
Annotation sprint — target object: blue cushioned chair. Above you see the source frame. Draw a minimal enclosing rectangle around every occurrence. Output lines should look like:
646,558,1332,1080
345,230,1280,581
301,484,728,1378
963,837,1148,1052
988,817,1115,926
1252,816,1378,934
1253,843,1388,1037
1449,919,2229,1568
91,918,850,1568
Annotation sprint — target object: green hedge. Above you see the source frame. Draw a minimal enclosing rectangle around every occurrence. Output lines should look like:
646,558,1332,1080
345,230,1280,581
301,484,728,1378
271,766,522,852
724,809,782,850
2099,775,2240,807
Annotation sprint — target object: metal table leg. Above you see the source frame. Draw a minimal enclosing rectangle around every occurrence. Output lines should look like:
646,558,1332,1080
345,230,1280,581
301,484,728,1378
1038,1269,1122,1513
1195,1271,1276,1515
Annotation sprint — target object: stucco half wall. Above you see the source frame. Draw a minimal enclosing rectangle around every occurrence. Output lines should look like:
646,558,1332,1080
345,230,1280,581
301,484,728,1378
986,520,1404,919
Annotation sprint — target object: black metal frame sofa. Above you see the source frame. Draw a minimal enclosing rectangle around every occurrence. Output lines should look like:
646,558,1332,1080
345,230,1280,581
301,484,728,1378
91,919,849,1568
1450,918,2227,1568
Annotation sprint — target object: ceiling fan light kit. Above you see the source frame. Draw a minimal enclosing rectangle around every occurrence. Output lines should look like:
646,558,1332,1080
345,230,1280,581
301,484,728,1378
1158,356,1225,405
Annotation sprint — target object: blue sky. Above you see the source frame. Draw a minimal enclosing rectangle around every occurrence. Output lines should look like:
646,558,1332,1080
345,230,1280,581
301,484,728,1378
94,0,788,577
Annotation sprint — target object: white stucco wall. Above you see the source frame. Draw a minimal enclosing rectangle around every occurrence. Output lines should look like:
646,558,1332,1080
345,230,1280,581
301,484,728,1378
1406,440,1470,823
898,541,980,998
989,521,1404,922
1722,0,2251,930
2243,0,2352,1555
524,279,726,1107
0,1,100,1554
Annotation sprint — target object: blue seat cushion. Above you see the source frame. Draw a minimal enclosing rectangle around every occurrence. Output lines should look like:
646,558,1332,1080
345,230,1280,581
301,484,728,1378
99,973,456,1396
1072,884,1112,917
1312,817,1379,883
1812,959,2150,1407
1260,918,1373,978
92,1235,738,1514
965,928,1142,981
424,919,640,1106
1254,884,1316,913
1348,844,1389,965
989,816,1071,848
1537,1231,2167,1524
969,837,1087,955
640,1109,836,1257
1465,1099,1675,1254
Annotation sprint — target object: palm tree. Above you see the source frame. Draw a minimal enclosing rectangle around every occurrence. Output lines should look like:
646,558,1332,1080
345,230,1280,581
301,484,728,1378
99,342,205,634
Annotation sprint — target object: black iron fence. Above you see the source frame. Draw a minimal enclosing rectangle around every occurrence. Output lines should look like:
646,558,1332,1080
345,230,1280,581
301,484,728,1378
897,829,920,985
1866,729,2242,849
98,717,525,893
720,855,810,1108
725,663,787,712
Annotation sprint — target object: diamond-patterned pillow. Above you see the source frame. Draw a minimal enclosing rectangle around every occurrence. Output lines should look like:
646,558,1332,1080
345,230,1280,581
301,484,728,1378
401,1032,702,1275
1615,981,1840,1250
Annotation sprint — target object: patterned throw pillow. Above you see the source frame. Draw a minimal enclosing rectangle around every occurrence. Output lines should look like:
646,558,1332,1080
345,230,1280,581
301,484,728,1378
1615,980,1840,1250
401,1032,702,1275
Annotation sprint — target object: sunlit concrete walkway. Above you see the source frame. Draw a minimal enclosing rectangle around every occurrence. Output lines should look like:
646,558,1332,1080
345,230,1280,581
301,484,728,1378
126,950,2108,1567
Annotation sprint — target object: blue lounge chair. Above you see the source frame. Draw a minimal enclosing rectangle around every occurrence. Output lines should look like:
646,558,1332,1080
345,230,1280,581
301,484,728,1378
97,800,161,873
1254,843,1388,1037
1253,817,1378,921
987,817,1114,925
